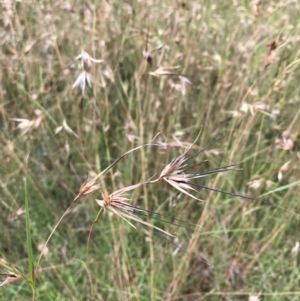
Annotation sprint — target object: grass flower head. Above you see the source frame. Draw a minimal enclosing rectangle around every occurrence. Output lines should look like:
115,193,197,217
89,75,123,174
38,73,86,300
95,184,175,238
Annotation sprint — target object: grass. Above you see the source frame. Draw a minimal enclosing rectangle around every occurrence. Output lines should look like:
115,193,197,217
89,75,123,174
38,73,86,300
1,0,300,300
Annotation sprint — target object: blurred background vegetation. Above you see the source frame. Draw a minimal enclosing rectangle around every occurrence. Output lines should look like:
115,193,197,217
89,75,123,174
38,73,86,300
1,0,300,300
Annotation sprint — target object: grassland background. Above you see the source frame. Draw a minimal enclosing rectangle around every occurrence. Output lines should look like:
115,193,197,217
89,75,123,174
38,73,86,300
1,0,300,300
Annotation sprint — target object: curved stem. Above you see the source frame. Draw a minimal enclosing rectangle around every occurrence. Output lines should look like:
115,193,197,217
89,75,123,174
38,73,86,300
86,207,104,299
35,198,77,276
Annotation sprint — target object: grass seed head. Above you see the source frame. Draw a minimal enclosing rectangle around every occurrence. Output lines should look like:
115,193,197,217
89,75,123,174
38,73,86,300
158,143,202,201
0,272,21,287
75,176,101,201
95,184,175,238
72,71,93,95
75,49,104,69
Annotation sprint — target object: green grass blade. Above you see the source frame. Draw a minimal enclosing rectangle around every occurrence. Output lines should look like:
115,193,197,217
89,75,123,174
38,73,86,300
261,179,300,197
0,262,27,280
24,177,36,294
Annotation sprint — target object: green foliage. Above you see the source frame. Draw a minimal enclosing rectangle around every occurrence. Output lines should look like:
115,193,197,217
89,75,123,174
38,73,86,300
25,177,36,296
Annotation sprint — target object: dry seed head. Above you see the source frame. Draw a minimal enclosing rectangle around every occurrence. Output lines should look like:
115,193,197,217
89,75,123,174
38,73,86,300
160,155,186,178
80,179,101,195
95,184,175,238
75,176,101,201
169,75,192,96
159,154,196,193
149,66,180,77
159,145,191,178
0,272,21,287
72,71,93,95
157,145,202,200
96,187,131,211
156,134,240,202
55,119,78,138
11,114,43,136
75,49,104,69
95,184,142,212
